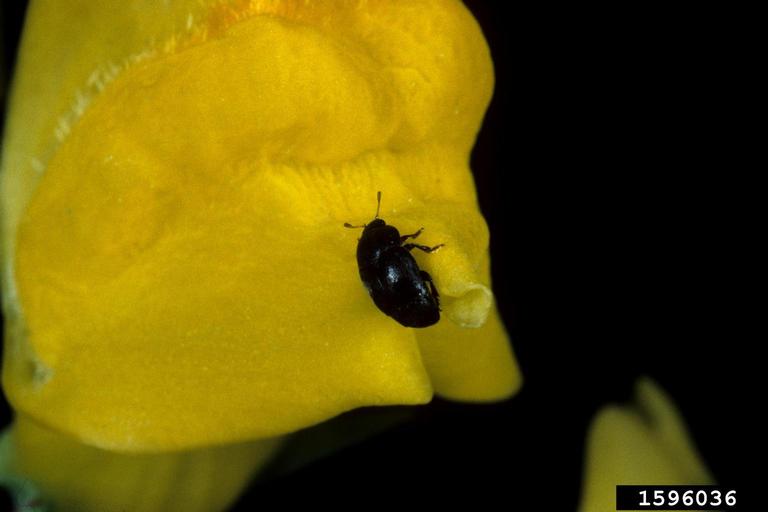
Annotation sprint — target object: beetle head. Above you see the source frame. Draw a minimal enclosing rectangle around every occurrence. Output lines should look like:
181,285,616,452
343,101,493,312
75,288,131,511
365,218,386,229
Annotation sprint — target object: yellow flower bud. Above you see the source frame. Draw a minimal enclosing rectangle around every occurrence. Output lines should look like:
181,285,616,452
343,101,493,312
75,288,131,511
579,378,713,512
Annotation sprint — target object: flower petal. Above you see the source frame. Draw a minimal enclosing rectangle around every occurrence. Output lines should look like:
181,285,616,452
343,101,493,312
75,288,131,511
578,378,713,512
0,416,281,512
417,305,521,402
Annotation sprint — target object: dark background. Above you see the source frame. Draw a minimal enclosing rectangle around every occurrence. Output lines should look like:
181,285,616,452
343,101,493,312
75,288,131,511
1,2,756,510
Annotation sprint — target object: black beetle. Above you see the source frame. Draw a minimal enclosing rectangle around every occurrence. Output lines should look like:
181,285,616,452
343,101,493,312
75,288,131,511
345,192,444,328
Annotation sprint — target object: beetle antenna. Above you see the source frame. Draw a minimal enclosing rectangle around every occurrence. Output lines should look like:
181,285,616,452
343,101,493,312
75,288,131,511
344,222,365,229
375,191,382,219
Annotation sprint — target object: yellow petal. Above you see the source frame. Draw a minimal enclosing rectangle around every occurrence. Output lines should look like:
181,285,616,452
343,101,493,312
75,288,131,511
579,378,713,512
417,305,521,402
1,0,519,452
0,416,282,512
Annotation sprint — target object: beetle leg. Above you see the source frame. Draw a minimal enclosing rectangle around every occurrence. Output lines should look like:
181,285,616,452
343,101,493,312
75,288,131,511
404,243,444,253
399,227,424,243
420,270,440,308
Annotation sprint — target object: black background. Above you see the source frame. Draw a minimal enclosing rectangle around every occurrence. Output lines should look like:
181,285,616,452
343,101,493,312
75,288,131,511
1,2,757,510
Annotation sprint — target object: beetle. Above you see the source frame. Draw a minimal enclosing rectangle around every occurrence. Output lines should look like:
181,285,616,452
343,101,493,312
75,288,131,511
344,191,444,328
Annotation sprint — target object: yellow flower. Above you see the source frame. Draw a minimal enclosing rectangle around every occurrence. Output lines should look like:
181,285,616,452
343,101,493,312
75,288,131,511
579,378,714,512
1,0,520,509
